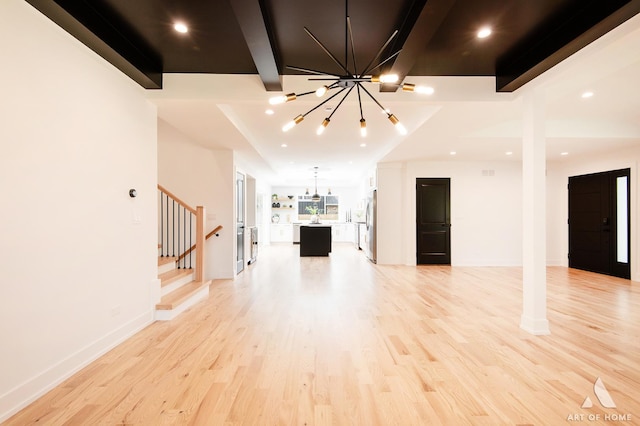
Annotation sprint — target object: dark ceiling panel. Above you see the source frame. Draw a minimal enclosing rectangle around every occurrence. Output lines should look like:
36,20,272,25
105,0,258,74
266,0,412,77
26,0,640,92
380,0,455,92
496,0,640,92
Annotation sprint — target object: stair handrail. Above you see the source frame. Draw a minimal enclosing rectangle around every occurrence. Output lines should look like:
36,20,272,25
157,184,196,214
158,184,206,282
177,225,223,263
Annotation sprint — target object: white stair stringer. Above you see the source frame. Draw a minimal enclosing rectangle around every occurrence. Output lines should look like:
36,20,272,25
154,281,210,321
155,255,211,321
159,269,194,297
158,257,178,275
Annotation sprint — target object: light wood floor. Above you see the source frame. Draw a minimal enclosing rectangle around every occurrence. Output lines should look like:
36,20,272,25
6,243,640,425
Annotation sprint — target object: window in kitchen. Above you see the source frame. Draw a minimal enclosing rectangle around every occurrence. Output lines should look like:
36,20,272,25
298,195,339,220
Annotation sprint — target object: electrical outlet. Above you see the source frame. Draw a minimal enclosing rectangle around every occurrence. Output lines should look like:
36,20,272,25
110,305,121,317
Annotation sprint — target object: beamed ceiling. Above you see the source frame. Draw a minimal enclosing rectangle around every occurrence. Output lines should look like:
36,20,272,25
25,0,640,91
24,0,640,187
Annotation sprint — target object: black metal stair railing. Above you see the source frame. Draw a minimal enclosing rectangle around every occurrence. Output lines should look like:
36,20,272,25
158,186,196,270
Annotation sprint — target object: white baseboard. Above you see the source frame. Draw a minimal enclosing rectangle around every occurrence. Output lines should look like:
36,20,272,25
0,311,153,423
520,315,551,335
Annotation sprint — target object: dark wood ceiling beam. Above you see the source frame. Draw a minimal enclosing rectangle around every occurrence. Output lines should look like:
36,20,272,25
230,0,282,92
496,0,640,92
380,0,456,92
25,0,162,89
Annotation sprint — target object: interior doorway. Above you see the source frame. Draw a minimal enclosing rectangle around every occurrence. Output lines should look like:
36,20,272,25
568,168,630,279
236,172,245,274
416,178,451,264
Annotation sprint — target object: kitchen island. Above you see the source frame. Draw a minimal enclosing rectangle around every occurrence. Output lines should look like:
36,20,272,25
299,225,332,256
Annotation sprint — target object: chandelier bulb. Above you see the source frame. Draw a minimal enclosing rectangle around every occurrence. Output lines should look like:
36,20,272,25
403,83,434,95
282,114,304,132
371,74,399,84
269,92,297,105
388,114,407,135
315,85,329,97
317,118,330,135
360,118,367,137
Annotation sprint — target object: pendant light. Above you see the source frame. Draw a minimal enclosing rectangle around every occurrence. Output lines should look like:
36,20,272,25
311,167,321,202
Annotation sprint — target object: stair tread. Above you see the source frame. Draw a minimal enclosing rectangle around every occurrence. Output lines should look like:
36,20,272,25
156,280,211,310
158,256,177,266
159,268,193,287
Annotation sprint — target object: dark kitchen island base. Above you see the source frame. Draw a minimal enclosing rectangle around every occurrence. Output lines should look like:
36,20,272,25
299,225,332,256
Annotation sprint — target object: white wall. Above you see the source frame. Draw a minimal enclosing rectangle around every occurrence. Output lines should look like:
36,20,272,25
157,120,235,279
377,163,406,264
547,146,640,280
0,1,158,420
377,160,523,266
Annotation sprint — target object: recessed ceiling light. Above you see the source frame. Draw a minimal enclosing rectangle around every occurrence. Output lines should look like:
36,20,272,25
477,27,492,39
450,151,457,155
173,22,188,34
561,152,569,156
506,151,513,156
281,143,287,148
265,109,274,115
360,143,366,148
581,91,594,99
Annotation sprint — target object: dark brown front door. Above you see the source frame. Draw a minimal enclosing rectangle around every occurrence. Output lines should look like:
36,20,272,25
416,178,451,264
568,168,630,279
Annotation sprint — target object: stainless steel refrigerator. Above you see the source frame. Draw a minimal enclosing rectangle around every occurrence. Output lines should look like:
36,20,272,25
365,189,377,263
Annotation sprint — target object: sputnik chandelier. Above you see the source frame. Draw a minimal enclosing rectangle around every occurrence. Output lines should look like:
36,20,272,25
268,0,434,137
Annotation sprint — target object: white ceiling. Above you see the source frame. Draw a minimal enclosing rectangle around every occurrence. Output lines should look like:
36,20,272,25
147,13,640,189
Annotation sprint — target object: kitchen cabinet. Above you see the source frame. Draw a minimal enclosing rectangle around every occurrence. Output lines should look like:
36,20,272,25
270,224,293,242
331,223,355,242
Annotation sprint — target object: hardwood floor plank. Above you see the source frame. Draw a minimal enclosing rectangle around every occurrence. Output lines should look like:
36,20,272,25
5,243,640,425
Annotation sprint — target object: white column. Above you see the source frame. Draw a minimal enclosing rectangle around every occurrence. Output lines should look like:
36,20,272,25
521,89,550,335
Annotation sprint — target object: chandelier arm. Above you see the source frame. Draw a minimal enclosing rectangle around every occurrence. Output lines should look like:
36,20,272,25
301,87,347,118
347,16,358,76
358,29,398,77
295,90,321,98
327,86,355,120
304,27,351,75
363,49,402,76
286,65,342,77
356,83,364,120
358,83,391,116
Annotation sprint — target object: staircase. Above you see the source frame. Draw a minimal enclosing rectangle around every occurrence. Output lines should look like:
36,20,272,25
156,184,221,321
155,256,211,320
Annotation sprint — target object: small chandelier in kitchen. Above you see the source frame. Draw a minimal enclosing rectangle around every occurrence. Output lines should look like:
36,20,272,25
311,167,321,202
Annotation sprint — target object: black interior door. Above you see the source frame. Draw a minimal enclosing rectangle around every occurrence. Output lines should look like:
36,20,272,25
568,169,630,279
416,178,451,264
